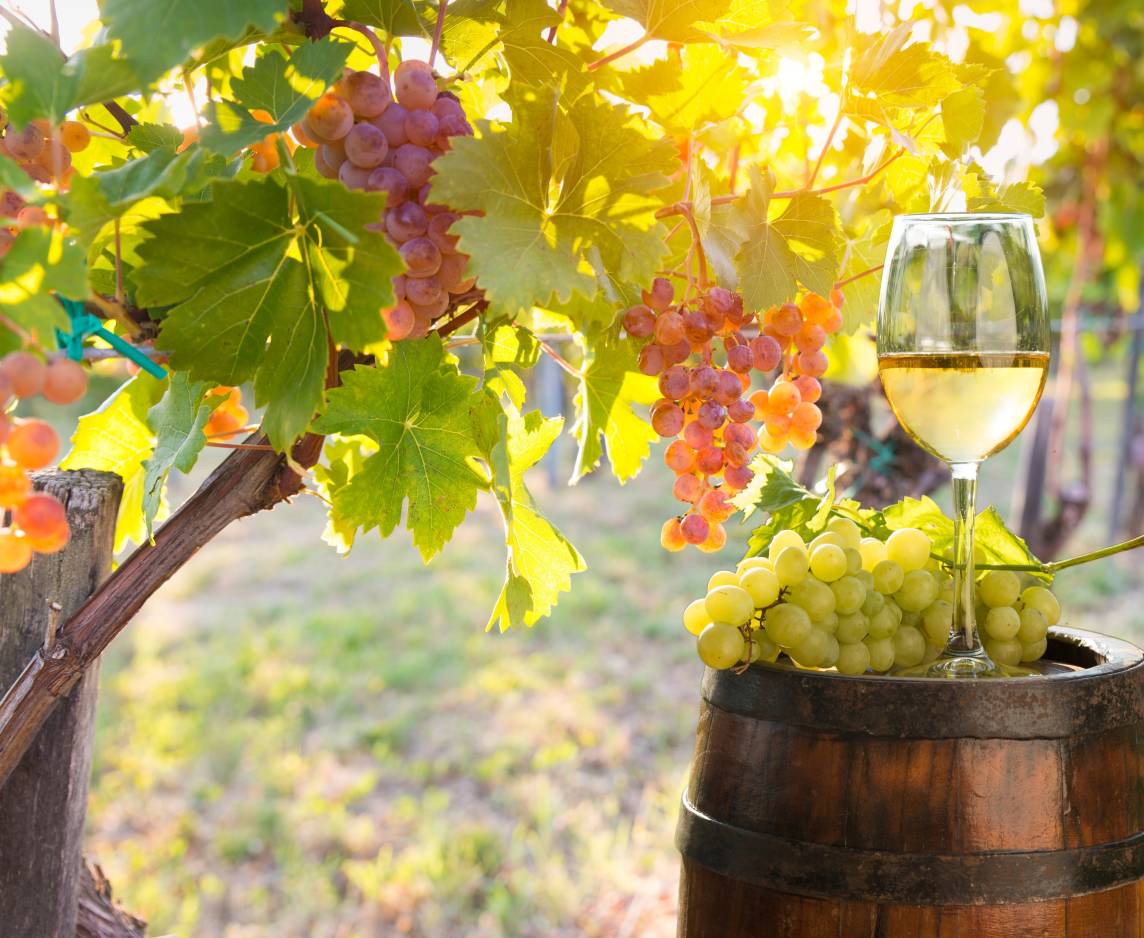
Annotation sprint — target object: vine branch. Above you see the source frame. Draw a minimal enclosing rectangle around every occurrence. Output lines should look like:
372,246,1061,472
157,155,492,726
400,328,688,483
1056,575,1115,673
587,34,649,71
430,0,449,63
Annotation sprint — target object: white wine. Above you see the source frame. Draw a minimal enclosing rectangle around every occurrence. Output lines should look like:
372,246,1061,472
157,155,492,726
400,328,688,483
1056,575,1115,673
878,352,1049,463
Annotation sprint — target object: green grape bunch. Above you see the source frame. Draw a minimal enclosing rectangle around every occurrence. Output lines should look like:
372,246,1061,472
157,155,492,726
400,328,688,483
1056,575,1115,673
683,518,1060,676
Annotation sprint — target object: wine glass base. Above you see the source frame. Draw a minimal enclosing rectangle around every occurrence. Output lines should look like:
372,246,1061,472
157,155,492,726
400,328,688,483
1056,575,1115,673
894,651,1040,679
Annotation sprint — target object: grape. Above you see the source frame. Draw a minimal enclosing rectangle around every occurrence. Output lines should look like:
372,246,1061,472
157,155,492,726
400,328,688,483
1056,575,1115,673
696,401,726,431
788,578,836,620
892,626,927,668
13,492,66,541
836,612,869,644
373,103,410,146
867,606,898,639
382,301,416,340
0,531,32,574
723,464,753,492
681,513,709,545
393,144,434,186
314,145,342,179
7,419,58,469
844,549,862,575
698,488,734,523
438,251,473,293
739,567,780,608
661,517,686,552
791,402,822,432
793,375,822,404
768,380,800,413
682,309,713,345
981,605,1019,640
795,350,829,377
750,335,782,372
1020,586,1061,625
307,93,354,140
0,189,25,217
432,96,465,122
343,70,391,118
683,598,713,636
771,303,802,336
16,205,48,228
0,464,31,507
768,529,804,558
653,310,685,346
727,398,755,423
864,636,895,672
399,236,442,277
338,159,373,190
394,60,438,110
705,585,754,626
836,641,871,675
723,441,749,469
764,603,812,647
644,277,674,311
665,440,696,473
6,125,44,161
816,612,839,635
871,560,905,596
921,600,953,645
737,556,773,573
984,638,1022,667
747,633,780,664
808,544,847,582
790,629,832,668
895,569,939,612
638,344,665,377
773,545,809,587
690,366,718,398
426,212,460,252
405,275,443,306
1017,606,1049,643
707,570,739,591
726,345,752,374
1,352,46,398
1020,638,1048,663
623,305,655,338
386,201,428,240
405,110,440,147
826,517,862,551
789,427,816,450
713,370,743,407
830,575,866,615
809,531,844,551
860,589,885,617
41,358,87,404
344,123,389,169
698,521,727,553
650,400,684,437
885,527,932,572
659,365,689,400
795,323,826,354
291,120,320,148
662,340,691,367
858,537,887,571
979,570,1020,608
855,569,875,592
58,120,91,153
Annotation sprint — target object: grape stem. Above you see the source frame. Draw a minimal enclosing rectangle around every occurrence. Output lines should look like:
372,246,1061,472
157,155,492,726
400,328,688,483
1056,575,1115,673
587,34,649,71
430,0,449,63
334,20,390,84
0,312,35,347
538,339,582,379
674,202,710,290
833,263,884,289
544,0,569,44
807,101,844,188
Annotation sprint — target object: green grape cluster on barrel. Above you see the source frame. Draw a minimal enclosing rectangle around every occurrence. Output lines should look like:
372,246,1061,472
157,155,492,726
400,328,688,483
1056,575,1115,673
684,516,1061,676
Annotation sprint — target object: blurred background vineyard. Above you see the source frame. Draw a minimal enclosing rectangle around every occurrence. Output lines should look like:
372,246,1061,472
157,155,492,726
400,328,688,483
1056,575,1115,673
6,0,1144,934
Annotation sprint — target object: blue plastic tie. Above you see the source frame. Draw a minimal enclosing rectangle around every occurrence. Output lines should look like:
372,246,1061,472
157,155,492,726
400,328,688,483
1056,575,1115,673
55,296,167,380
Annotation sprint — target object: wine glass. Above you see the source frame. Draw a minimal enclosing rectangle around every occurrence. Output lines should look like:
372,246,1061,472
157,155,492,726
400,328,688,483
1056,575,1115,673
876,213,1050,678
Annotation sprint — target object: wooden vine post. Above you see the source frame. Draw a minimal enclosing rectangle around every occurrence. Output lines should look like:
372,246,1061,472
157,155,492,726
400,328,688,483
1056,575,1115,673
0,469,122,938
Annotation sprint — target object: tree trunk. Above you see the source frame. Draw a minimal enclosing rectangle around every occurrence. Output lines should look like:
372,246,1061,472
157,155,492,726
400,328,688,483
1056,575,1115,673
0,470,122,938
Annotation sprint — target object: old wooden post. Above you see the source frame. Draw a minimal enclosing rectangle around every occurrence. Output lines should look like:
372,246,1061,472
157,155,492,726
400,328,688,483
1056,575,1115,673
0,469,123,938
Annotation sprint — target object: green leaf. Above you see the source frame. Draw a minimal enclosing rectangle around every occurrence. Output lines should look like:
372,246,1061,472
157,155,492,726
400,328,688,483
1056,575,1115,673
734,169,843,309
102,0,284,81
61,374,167,552
200,40,351,153
618,47,748,134
140,374,223,536
127,123,185,153
710,22,819,52
571,337,659,483
487,409,586,631
0,228,85,342
836,211,892,334
599,0,730,42
132,175,399,448
964,173,1046,217
431,88,674,317
737,456,837,557
312,338,491,561
339,0,431,36
312,436,376,553
497,0,587,93
483,323,540,409
849,24,962,109
941,86,985,153
0,26,138,125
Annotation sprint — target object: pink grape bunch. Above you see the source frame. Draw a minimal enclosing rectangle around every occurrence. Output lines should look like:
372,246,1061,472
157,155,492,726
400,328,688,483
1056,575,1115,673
292,61,477,340
620,280,845,552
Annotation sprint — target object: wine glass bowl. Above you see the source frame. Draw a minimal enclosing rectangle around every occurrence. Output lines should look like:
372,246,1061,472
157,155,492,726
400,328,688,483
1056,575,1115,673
876,213,1050,677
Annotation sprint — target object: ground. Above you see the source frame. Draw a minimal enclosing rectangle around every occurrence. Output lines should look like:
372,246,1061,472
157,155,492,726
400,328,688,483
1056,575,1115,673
83,373,1144,938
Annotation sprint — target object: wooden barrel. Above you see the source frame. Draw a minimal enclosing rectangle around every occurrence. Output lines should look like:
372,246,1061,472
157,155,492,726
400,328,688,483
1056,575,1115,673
676,627,1144,937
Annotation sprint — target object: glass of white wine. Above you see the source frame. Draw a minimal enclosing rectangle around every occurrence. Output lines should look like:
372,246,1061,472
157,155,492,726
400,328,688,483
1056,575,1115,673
877,213,1050,678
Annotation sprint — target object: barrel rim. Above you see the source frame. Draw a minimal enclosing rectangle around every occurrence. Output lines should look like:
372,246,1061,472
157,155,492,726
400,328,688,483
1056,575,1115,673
676,792,1144,905
702,627,1144,739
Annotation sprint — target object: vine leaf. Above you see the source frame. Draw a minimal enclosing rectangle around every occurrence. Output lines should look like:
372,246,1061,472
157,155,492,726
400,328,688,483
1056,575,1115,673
313,338,493,561
132,175,400,449
599,0,730,42
487,409,586,631
571,337,659,484
0,228,84,353
941,86,985,153
849,23,961,109
141,374,223,536
618,46,748,134
61,374,167,552
102,0,284,81
431,87,674,318
200,40,351,153
339,0,431,37
734,168,844,309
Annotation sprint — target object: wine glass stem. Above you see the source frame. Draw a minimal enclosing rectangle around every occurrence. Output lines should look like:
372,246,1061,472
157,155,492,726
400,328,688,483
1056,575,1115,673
948,462,980,654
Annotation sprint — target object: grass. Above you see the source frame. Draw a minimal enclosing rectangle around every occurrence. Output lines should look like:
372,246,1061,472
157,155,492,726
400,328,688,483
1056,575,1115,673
84,364,1144,936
